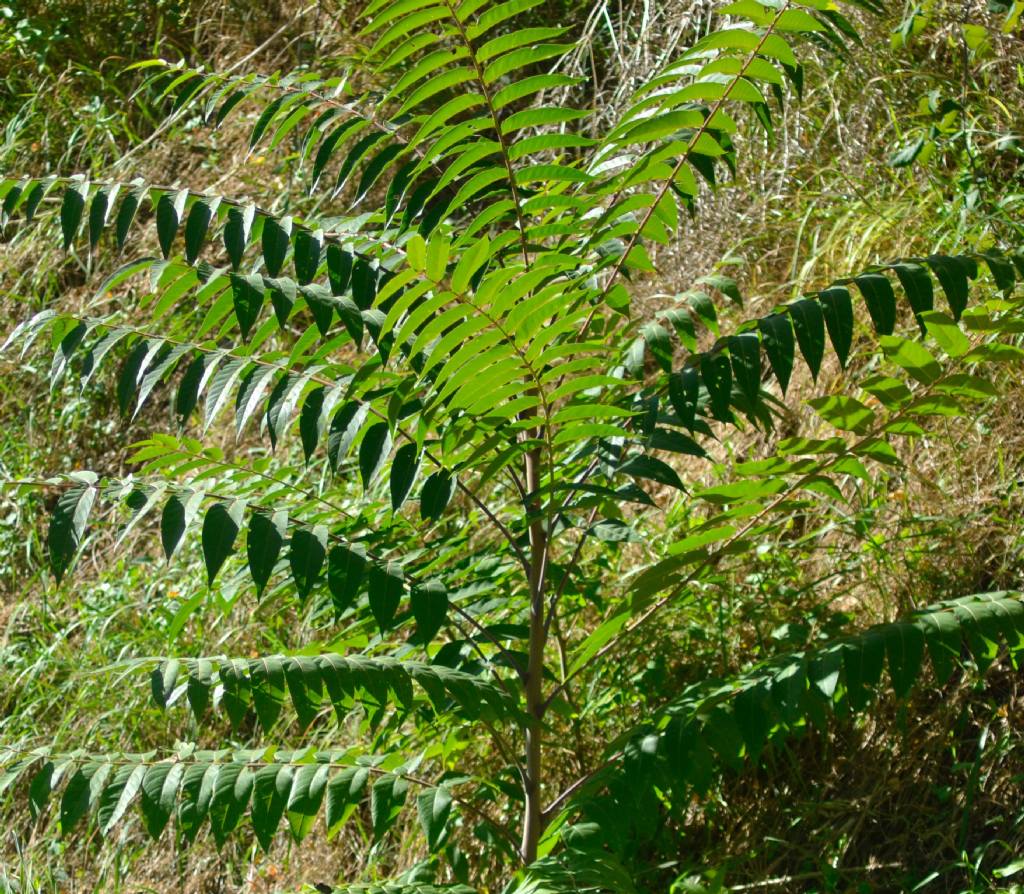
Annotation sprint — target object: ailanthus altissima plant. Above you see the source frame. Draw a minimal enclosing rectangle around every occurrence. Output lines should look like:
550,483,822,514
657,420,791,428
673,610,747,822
2,0,1024,890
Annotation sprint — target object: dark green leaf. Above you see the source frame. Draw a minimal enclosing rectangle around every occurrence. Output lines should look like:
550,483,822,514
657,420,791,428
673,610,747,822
420,470,456,521
140,763,175,840
327,400,369,472
788,298,825,378
247,510,287,597
201,500,245,585
390,442,420,510
351,258,378,310
230,273,266,341
359,422,393,489
891,263,933,331
156,189,187,259
175,353,206,420
368,560,404,631
250,764,292,851
370,772,408,840
729,332,760,402
618,454,685,491
641,322,673,373
326,244,354,295
819,286,854,367
289,525,328,601
854,273,897,335
115,187,143,248
327,543,367,616
250,657,287,730
758,313,795,391
325,766,368,838
48,481,97,583
184,197,218,265
668,368,699,430
161,490,202,560
224,205,254,270
60,182,87,250
299,386,327,462
885,622,925,697
926,255,975,320
417,786,452,851
411,580,448,644
87,188,111,249
262,216,292,277
701,352,732,420
293,228,323,285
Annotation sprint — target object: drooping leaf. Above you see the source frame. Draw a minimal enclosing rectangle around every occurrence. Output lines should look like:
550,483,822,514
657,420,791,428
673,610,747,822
668,368,699,429
420,470,456,521
701,352,732,421
854,273,897,335
368,560,404,631
231,273,266,340
819,286,854,367
411,579,448,644
328,543,367,616
359,421,393,489
262,215,292,277
156,189,188,259
390,442,420,510
201,500,245,585
60,180,88,250
289,525,328,602
729,332,760,402
48,478,97,583
161,489,203,560
788,298,825,378
417,786,453,851
247,510,287,597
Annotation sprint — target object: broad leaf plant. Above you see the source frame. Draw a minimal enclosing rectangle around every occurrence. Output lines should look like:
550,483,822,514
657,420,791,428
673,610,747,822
2,0,1024,890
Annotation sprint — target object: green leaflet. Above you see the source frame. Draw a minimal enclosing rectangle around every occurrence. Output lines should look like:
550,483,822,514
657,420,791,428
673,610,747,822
156,189,188,259
728,332,760,402
289,525,328,601
224,204,255,269
854,273,897,335
417,785,453,851
251,764,292,851
60,180,88,249
262,215,292,277
788,298,825,378
368,561,404,631
184,196,220,265
48,477,97,583
201,500,245,585
371,772,409,840
293,227,323,284
758,313,794,392
701,352,732,420
420,470,456,521
668,368,699,429
819,285,854,367
161,489,204,560
390,442,421,510
247,510,287,597
359,421,393,489
230,273,266,340
326,766,369,839
328,543,367,616
411,579,448,643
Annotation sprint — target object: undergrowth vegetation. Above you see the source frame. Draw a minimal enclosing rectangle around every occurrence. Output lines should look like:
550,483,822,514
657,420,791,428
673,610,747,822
1,0,1023,892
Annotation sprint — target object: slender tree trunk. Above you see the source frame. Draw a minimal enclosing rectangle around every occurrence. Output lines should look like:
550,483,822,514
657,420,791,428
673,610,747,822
521,444,547,863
